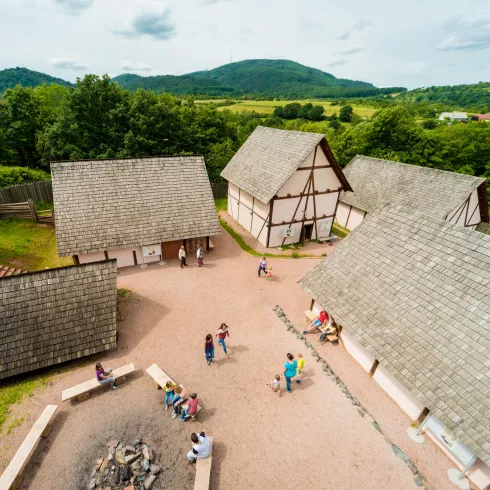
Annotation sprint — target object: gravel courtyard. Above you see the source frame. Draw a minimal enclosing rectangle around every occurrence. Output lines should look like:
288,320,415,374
1,230,456,489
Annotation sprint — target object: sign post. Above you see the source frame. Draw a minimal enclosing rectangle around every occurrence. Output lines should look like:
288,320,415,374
141,244,162,269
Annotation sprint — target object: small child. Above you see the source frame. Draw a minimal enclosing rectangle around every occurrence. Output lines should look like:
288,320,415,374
268,374,281,394
205,334,214,366
164,380,176,410
296,353,306,384
265,267,273,281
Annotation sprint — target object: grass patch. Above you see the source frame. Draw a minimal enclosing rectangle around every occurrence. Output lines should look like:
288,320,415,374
219,218,314,258
0,375,50,432
332,223,349,238
214,197,227,212
117,287,134,300
34,201,54,211
0,217,72,271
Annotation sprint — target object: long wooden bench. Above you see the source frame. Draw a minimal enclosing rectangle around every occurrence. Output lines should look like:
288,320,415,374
61,363,135,402
304,310,338,342
0,405,57,490
146,363,201,418
194,436,213,490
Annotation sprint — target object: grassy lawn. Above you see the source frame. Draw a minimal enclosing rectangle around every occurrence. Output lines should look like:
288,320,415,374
0,217,72,271
215,197,228,212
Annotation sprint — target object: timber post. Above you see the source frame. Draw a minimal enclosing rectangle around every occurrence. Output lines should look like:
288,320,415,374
28,199,37,222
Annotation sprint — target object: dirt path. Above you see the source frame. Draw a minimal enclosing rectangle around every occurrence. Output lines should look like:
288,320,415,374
0,229,455,489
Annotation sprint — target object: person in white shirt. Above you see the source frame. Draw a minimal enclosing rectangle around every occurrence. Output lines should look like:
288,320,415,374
187,432,211,463
179,245,188,268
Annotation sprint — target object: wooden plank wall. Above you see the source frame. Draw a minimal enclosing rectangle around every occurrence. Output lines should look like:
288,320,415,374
0,181,53,205
211,183,228,199
0,201,54,225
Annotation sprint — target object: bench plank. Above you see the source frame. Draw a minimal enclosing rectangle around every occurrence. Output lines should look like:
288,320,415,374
0,405,57,490
194,437,213,490
61,363,135,402
305,310,316,322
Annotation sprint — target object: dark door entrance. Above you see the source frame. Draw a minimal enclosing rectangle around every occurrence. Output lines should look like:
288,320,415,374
301,223,314,243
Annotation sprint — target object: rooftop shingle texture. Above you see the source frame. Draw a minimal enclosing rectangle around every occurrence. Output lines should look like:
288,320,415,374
52,156,221,256
340,156,485,219
220,126,325,204
0,261,117,380
299,204,490,464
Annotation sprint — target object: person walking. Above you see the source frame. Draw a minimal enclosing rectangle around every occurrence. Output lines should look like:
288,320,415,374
179,245,188,268
258,257,267,277
204,334,214,365
283,353,297,393
197,243,204,267
95,363,117,390
216,323,230,357
187,432,211,464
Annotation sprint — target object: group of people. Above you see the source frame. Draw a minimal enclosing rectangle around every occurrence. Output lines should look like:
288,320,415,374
303,309,337,343
163,381,200,421
179,244,205,268
269,352,306,394
204,323,230,365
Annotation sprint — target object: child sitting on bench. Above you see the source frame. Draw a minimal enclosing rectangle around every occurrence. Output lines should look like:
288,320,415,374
95,363,117,390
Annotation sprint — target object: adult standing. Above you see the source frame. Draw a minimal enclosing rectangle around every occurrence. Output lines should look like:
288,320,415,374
187,432,211,464
179,245,188,268
283,353,297,393
258,257,268,277
197,243,204,267
216,323,230,357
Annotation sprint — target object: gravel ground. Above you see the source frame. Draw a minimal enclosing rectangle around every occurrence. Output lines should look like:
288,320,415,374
0,229,454,489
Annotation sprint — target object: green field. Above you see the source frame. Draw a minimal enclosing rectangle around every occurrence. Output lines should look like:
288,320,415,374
196,99,377,118
0,218,72,271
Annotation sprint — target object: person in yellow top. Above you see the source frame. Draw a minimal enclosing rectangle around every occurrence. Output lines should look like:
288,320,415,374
296,353,306,384
164,381,176,410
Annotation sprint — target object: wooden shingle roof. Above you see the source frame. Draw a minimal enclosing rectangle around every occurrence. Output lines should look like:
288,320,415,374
52,156,221,257
299,204,490,464
221,126,351,204
0,261,117,380
340,155,486,219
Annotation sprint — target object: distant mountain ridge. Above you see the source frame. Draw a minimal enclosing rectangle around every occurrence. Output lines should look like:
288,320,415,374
0,67,74,92
112,59,405,98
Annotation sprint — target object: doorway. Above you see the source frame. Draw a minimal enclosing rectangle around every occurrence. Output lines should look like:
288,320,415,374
301,223,314,243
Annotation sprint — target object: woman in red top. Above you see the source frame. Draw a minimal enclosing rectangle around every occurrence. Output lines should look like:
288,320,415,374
303,310,328,335
216,323,230,356
180,393,198,421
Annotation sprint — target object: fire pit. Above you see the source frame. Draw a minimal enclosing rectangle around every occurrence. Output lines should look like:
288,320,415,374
88,439,161,490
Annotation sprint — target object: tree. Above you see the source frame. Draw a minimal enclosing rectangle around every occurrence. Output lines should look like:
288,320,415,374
422,119,437,130
339,105,353,122
328,119,341,131
307,105,325,121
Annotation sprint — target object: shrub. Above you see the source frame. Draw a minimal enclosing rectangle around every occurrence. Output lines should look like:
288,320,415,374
0,166,50,188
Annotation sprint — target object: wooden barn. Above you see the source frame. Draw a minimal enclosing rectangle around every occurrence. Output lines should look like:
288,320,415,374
0,261,117,380
220,126,352,248
299,204,490,489
51,156,221,268
336,155,489,231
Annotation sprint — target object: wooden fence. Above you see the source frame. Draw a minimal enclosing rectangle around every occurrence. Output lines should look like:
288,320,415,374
0,180,53,205
0,180,227,203
0,200,54,225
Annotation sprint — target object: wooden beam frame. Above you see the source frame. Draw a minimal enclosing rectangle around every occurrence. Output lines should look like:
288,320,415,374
266,198,275,247
369,359,379,377
132,250,137,265
73,254,80,265
310,148,319,240
345,205,352,230
296,165,331,171
270,214,334,227
273,188,341,201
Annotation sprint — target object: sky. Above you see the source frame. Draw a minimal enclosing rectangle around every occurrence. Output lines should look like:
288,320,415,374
1,0,490,89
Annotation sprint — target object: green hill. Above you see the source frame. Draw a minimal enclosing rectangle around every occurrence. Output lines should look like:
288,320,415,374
0,67,74,92
113,59,405,98
396,82,490,112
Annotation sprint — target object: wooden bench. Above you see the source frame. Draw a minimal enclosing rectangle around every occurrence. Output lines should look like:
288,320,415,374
304,310,316,324
61,363,135,402
318,235,336,245
146,363,201,418
0,405,57,490
194,436,213,490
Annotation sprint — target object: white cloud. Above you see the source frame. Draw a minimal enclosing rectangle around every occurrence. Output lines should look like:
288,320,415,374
438,15,490,51
120,60,153,72
49,57,88,69
54,0,94,15
328,59,347,67
340,47,364,55
115,7,176,40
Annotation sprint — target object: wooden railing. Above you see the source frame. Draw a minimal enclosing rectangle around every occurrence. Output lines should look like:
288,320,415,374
0,200,54,226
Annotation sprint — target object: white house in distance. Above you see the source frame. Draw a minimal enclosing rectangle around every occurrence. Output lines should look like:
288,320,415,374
336,155,489,231
220,126,352,248
300,204,490,490
439,111,468,121
51,156,221,267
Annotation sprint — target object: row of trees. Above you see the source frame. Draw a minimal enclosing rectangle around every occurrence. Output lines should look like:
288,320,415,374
273,102,325,121
1,77,490,186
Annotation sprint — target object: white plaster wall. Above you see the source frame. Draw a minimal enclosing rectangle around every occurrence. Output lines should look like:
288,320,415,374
229,182,239,200
254,198,269,220
251,213,267,245
237,189,254,231
448,189,481,228
298,149,315,168
373,364,426,421
346,206,366,231
277,170,309,197
134,246,160,265
107,248,135,268
336,202,350,229
341,330,377,373
466,458,490,490
228,195,239,221
268,220,314,248
79,251,105,264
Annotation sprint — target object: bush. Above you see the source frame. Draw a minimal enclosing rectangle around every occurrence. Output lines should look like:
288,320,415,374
339,105,353,122
0,166,51,188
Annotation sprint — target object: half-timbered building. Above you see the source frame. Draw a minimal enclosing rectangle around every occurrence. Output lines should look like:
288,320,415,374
220,126,352,248
336,155,489,231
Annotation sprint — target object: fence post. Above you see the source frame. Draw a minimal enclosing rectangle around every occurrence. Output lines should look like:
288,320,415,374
28,199,38,222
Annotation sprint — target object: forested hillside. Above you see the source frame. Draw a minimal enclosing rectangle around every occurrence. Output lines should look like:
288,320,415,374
114,59,405,98
1,74,489,187
0,67,74,92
